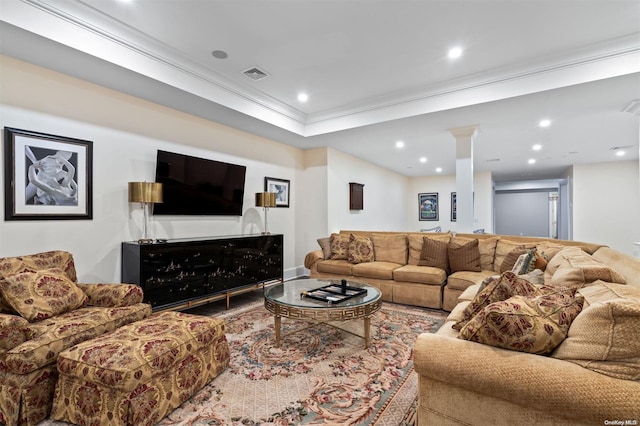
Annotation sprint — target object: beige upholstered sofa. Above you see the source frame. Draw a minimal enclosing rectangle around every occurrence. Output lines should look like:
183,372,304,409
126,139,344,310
414,246,640,425
304,230,605,310
0,251,152,426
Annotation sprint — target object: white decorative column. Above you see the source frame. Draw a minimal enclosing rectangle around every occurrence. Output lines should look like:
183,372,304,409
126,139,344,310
448,125,479,233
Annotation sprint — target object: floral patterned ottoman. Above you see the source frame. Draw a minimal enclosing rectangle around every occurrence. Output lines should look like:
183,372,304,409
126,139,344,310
50,311,230,426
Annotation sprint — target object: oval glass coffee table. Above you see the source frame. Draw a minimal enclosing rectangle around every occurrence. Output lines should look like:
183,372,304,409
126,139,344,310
264,278,382,348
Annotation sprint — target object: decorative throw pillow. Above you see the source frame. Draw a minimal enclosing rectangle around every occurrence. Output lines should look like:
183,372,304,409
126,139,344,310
500,245,531,273
329,233,350,260
317,237,332,259
408,233,450,265
459,290,584,355
448,236,497,271
371,234,407,264
510,249,537,275
348,234,374,264
0,268,88,322
534,254,549,271
552,282,640,380
418,237,450,274
453,271,540,330
448,237,481,273
494,240,535,273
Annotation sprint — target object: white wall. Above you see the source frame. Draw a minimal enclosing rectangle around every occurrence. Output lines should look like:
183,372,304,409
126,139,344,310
0,55,302,281
408,172,493,233
326,148,410,233
572,160,640,255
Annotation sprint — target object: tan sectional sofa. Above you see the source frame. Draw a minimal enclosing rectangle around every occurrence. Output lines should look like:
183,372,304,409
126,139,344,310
306,230,640,424
304,230,604,310
0,251,152,426
414,246,640,425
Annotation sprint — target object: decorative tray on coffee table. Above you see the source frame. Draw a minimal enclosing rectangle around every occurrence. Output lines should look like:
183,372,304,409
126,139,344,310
301,283,368,304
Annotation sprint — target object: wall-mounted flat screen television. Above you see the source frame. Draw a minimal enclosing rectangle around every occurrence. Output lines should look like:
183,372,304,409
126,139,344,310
153,150,246,216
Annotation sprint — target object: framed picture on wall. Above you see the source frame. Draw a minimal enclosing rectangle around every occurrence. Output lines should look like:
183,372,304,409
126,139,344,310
418,192,438,221
3,127,93,221
265,177,290,207
451,192,457,221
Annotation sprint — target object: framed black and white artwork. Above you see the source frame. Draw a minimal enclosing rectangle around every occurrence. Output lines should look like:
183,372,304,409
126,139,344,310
265,177,290,207
4,127,93,220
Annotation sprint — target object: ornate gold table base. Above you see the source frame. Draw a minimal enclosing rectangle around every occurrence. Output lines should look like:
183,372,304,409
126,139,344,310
264,298,383,348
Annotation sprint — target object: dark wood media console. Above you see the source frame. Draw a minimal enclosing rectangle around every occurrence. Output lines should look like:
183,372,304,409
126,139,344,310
122,234,283,311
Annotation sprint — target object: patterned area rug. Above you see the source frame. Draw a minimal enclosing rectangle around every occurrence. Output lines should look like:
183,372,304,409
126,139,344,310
41,301,445,426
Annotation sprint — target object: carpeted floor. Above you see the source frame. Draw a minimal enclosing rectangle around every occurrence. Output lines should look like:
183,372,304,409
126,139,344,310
41,289,446,425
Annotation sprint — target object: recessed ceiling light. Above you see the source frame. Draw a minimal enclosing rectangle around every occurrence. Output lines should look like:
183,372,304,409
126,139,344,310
297,93,309,102
615,150,626,157
419,157,427,163
532,144,542,151
539,119,551,128
211,50,228,59
395,141,405,149
448,46,463,59
436,167,443,173
528,159,536,164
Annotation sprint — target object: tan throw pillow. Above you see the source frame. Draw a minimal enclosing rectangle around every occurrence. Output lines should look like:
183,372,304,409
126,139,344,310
371,234,407,264
418,237,450,274
453,271,541,330
552,282,640,380
317,237,332,259
329,233,350,260
494,239,535,273
408,233,450,265
448,237,481,273
348,234,374,264
459,290,584,355
449,236,497,271
0,268,88,322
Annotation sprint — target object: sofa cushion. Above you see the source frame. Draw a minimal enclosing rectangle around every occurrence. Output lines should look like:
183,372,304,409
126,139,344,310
329,233,350,260
535,242,566,264
393,265,447,285
3,303,152,375
316,259,353,275
408,234,451,265
372,234,407,265
447,270,496,292
453,272,542,330
418,237,450,274
352,261,400,280
552,282,640,380
348,234,375,264
317,237,332,259
545,246,627,288
448,237,481,273
0,268,89,322
459,290,584,355
494,240,536,273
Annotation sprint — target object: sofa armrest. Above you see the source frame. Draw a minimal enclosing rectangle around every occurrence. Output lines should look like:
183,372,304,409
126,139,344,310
77,283,144,307
0,313,30,353
304,250,324,271
414,333,640,422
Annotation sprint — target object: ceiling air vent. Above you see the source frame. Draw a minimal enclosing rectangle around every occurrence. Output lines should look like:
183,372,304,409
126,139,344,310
243,67,269,81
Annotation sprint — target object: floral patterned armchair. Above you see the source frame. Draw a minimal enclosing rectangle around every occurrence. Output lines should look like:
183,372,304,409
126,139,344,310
0,251,151,426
